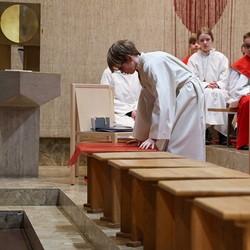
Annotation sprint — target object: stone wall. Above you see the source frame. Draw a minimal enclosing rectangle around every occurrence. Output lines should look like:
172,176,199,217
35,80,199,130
39,138,86,166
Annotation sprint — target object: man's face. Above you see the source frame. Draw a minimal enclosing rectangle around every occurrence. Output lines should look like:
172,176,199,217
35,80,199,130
243,37,250,58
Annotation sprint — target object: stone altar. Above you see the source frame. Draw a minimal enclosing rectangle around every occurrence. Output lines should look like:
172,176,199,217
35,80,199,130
0,70,60,177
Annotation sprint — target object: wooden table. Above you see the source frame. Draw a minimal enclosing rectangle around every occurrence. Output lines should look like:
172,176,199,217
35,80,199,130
108,158,217,239
193,195,250,250
92,151,183,227
128,167,250,249
156,178,250,250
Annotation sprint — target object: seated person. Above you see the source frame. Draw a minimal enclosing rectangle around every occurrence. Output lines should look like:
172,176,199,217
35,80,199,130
182,34,200,64
241,43,246,56
227,32,250,150
100,67,141,128
188,27,229,145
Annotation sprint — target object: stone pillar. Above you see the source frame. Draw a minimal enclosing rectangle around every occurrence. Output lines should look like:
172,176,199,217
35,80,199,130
0,71,60,178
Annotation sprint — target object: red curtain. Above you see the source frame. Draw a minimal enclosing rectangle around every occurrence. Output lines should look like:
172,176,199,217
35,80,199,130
173,0,228,33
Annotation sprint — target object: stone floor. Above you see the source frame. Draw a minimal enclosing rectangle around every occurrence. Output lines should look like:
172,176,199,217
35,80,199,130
0,144,248,250
0,165,142,250
0,166,93,250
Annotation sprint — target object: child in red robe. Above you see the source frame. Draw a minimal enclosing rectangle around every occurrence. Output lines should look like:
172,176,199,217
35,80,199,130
227,32,250,150
182,34,200,65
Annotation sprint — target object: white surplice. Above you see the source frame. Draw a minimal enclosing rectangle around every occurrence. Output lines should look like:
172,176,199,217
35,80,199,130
187,49,229,135
226,68,250,108
134,52,206,161
100,68,141,127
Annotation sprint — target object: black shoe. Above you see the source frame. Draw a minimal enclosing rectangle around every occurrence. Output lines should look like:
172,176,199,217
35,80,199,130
218,132,230,145
238,145,249,150
206,129,211,145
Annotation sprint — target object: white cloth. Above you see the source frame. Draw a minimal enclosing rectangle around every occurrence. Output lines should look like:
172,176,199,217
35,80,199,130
226,68,250,108
134,52,206,161
187,49,229,135
100,68,141,127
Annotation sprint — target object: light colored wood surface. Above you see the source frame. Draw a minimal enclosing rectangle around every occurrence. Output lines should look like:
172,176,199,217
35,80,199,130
108,158,217,170
192,196,250,250
129,167,250,181
92,151,185,161
194,196,250,220
156,179,250,250
74,84,115,132
208,108,238,112
98,152,186,227
130,169,250,249
158,179,250,196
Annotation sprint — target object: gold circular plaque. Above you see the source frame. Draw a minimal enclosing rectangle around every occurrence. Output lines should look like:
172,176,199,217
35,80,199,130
0,4,38,43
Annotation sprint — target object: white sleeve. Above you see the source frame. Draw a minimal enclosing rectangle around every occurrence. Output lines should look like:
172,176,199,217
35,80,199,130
100,68,112,85
217,55,229,90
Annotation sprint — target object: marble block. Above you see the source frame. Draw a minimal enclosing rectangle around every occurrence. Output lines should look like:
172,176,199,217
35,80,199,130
0,71,61,178
0,189,59,206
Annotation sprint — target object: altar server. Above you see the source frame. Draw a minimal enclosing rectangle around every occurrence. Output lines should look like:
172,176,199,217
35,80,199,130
188,27,229,145
227,32,250,150
100,67,141,128
182,33,200,65
107,39,206,161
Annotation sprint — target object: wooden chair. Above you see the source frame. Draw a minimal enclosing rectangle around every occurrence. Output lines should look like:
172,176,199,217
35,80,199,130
208,107,238,146
70,83,133,184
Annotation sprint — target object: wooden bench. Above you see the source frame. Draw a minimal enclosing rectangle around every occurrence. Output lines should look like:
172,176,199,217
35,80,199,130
128,167,250,248
107,159,217,240
207,107,238,147
92,151,183,227
193,195,250,250
69,142,158,213
156,178,250,250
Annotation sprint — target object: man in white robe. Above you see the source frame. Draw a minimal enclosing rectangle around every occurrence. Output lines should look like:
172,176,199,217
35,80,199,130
188,48,229,140
100,67,141,128
107,40,206,161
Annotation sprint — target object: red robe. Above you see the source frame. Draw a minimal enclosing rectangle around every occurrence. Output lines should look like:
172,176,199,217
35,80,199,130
231,55,250,148
182,55,191,65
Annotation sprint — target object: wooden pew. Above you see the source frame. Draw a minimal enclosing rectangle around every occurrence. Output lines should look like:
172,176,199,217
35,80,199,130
156,178,250,250
193,195,250,250
128,167,250,249
107,159,217,240
92,151,184,227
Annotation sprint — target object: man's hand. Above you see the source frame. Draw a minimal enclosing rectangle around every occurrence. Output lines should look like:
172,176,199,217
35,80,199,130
139,138,157,149
131,110,137,120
